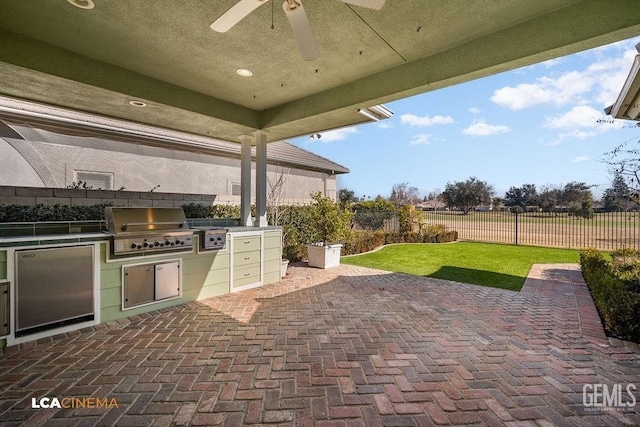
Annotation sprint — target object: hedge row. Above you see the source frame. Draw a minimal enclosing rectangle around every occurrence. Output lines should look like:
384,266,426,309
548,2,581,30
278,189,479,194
580,248,640,343
0,203,111,222
341,228,459,257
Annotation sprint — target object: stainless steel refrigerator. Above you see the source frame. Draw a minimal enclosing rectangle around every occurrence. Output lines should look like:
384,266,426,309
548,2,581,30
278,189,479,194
15,245,94,337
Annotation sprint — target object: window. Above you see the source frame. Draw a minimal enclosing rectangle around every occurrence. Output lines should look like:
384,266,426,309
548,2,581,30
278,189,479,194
230,181,241,196
74,171,114,190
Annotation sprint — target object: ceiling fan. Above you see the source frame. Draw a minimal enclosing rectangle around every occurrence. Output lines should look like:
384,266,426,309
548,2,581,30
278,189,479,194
210,0,386,61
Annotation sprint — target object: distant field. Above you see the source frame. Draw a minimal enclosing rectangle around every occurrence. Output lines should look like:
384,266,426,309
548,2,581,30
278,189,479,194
386,211,640,251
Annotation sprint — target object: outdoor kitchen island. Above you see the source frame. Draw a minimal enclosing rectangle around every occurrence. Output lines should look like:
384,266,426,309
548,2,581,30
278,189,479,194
0,221,283,349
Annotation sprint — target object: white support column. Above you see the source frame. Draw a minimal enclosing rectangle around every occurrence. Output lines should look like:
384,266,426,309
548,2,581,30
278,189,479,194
254,130,268,227
239,134,253,227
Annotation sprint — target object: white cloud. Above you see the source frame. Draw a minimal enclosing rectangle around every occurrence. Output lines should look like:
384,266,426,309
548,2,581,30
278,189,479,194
543,105,626,139
544,105,604,130
400,114,454,127
491,71,593,110
317,127,358,142
571,156,590,163
589,49,638,105
409,134,430,146
462,121,510,136
468,107,481,114
490,43,639,110
377,122,394,129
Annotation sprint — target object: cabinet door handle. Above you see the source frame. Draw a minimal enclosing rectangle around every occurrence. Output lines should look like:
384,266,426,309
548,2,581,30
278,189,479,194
244,273,251,277
244,257,251,260
244,241,251,244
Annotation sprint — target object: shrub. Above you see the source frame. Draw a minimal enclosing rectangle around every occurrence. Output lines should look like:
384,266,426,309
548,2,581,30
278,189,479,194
352,200,395,230
383,228,457,246
182,203,242,219
397,205,430,233
342,230,385,255
0,203,111,222
610,248,640,293
580,248,640,343
309,192,354,245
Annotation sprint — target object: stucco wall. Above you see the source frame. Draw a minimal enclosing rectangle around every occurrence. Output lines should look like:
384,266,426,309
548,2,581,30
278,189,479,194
0,140,338,203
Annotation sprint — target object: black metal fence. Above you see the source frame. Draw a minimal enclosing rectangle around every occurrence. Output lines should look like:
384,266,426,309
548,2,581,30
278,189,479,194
384,210,640,251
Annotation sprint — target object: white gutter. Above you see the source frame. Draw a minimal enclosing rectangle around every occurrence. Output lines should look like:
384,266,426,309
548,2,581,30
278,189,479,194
607,44,640,121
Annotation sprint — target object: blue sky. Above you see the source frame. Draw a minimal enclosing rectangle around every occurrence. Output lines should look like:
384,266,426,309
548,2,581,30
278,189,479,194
290,36,640,200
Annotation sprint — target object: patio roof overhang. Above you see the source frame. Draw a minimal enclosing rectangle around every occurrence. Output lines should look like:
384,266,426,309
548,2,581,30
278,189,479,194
2,1,640,227
1,1,640,145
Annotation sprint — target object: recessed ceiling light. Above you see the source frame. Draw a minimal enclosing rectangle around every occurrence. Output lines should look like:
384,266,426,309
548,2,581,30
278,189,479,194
67,0,95,9
236,68,253,77
128,100,147,107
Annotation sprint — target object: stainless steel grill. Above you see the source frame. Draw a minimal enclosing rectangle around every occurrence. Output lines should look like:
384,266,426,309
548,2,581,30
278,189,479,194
193,227,228,251
105,207,193,257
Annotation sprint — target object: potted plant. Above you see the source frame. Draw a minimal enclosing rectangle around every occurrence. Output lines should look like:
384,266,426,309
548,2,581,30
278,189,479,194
306,192,353,269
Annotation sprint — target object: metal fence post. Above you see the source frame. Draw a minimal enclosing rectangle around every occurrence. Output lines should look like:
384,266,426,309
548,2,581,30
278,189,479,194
515,210,518,245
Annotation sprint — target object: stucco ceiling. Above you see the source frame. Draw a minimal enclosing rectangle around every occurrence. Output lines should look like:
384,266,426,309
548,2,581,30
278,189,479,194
1,0,640,144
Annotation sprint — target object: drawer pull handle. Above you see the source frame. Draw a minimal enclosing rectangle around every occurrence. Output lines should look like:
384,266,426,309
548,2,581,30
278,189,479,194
244,241,251,244
244,257,250,260
244,273,251,277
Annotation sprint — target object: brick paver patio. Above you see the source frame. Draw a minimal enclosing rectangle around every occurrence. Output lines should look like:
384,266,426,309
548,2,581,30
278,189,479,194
0,263,638,426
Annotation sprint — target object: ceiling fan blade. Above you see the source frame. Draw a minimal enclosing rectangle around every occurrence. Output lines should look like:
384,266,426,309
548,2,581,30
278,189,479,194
340,0,386,10
283,0,319,61
211,0,269,33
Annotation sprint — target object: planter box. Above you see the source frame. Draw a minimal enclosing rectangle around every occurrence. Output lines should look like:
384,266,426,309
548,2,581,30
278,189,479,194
307,244,342,269
281,259,289,277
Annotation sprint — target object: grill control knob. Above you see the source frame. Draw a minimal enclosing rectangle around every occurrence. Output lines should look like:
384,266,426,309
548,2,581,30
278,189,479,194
165,240,171,246
136,244,142,249
131,243,138,249
209,237,215,242
175,239,181,245
143,242,150,248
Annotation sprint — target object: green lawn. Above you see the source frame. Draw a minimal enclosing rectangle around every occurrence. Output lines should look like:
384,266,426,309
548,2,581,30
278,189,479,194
341,242,580,291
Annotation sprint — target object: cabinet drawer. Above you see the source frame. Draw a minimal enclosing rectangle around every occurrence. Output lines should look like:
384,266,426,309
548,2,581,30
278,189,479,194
233,264,261,287
233,236,261,253
234,250,261,267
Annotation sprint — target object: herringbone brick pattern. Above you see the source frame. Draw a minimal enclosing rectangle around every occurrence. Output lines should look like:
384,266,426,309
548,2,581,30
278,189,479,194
0,263,638,426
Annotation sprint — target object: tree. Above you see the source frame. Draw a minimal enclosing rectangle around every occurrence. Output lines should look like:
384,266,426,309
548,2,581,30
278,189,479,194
604,135,640,201
504,184,537,209
602,171,632,212
537,184,561,213
309,192,354,245
440,177,495,214
570,193,594,219
559,182,592,208
352,200,396,230
267,166,290,226
338,188,358,209
389,182,420,207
